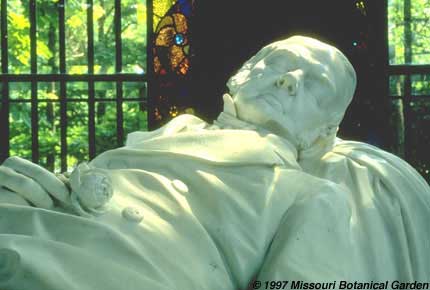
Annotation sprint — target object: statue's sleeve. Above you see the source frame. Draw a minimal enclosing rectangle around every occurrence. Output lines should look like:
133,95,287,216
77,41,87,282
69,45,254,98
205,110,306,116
125,114,209,146
255,176,354,285
259,140,430,284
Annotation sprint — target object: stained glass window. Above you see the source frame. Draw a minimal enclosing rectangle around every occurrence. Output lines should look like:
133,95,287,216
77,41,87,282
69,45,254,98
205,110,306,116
153,0,175,29
151,0,195,127
153,0,193,76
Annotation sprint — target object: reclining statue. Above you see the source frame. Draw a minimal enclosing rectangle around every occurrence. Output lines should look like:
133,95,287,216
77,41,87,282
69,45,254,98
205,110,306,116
0,36,429,290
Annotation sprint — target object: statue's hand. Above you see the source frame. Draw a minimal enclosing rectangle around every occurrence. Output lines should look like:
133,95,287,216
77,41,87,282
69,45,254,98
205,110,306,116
68,162,114,217
0,157,70,209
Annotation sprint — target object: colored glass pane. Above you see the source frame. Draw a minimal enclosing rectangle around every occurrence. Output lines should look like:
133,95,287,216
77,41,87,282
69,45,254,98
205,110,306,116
156,16,174,33
355,0,367,16
153,0,194,76
178,58,190,75
172,13,188,33
169,106,179,117
169,45,185,71
154,56,162,73
184,45,190,55
156,27,176,47
154,107,162,120
177,0,193,17
153,0,175,30
184,107,195,114
174,33,185,45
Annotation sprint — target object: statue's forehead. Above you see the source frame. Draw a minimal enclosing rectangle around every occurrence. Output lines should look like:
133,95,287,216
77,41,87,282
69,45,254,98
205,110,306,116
258,43,327,67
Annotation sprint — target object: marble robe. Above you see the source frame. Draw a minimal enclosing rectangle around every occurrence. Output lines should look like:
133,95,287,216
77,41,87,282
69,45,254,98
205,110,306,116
0,114,429,290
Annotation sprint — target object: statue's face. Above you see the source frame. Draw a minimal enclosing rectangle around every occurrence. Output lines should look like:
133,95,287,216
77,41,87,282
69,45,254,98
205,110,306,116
230,41,343,147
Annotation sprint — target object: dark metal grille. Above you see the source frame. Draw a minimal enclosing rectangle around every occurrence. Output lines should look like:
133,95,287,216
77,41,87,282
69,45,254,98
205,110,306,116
388,65,430,180
0,0,152,172
386,0,430,181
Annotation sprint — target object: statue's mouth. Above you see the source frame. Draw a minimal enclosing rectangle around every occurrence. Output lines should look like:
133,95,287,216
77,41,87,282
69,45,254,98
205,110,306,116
259,93,283,113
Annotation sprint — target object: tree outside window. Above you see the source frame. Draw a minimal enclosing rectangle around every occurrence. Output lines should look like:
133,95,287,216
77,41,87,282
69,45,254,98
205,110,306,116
388,0,430,181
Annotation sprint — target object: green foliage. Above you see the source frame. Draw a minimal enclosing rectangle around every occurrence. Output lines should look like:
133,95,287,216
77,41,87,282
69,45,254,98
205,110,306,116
388,0,430,64
6,0,151,172
388,0,430,182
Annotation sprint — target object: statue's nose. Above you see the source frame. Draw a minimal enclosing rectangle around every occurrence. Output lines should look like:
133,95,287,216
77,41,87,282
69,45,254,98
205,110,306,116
275,69,303,96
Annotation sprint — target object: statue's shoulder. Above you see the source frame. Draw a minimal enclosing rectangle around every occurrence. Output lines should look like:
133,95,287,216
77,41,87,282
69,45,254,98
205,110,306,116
158,114,210,134
126,114,209,146
334,139,405,164
333,139,429,190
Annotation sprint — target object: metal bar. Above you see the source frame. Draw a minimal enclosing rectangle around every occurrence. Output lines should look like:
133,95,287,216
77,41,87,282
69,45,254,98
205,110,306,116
0,74,147,81
380,0,391,150
388,65,430,75
115,0,124,146
29,0,39,163
10,98,147,103
9,98,146,104
116,81,124,145
115,0,122,73
87,0,96,159
0,73,147,82
404,74,412,162
0,0,7,73
87,0,94,74
403,0,412,162
389,95,430,99
30,0,37,72
0,82,8,163
59,0,67,172
146,0,155,130
0,0,10,163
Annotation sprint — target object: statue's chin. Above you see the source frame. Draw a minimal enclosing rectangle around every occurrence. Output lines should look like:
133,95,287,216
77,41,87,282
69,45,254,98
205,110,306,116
235,99,318,149
244,115,326,152
236,98,282,123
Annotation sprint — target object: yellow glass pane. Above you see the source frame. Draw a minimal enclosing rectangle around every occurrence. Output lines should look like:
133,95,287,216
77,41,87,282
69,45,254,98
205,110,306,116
153,0,175,30
172,13,188,33
169,106,179,117
170,45,185,70
156,16,174,32
184,107,195,114
155,27,175,47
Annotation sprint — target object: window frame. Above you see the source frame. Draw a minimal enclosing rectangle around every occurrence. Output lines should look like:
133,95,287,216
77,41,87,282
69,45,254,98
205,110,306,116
386,0,430,178
0,0,154,172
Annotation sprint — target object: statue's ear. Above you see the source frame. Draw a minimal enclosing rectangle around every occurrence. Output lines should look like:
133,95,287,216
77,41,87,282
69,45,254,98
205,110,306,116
222,93,237,117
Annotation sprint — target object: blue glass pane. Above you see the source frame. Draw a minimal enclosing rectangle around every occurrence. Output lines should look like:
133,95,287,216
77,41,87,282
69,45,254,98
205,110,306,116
177,0,192,16
174,33,185,45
